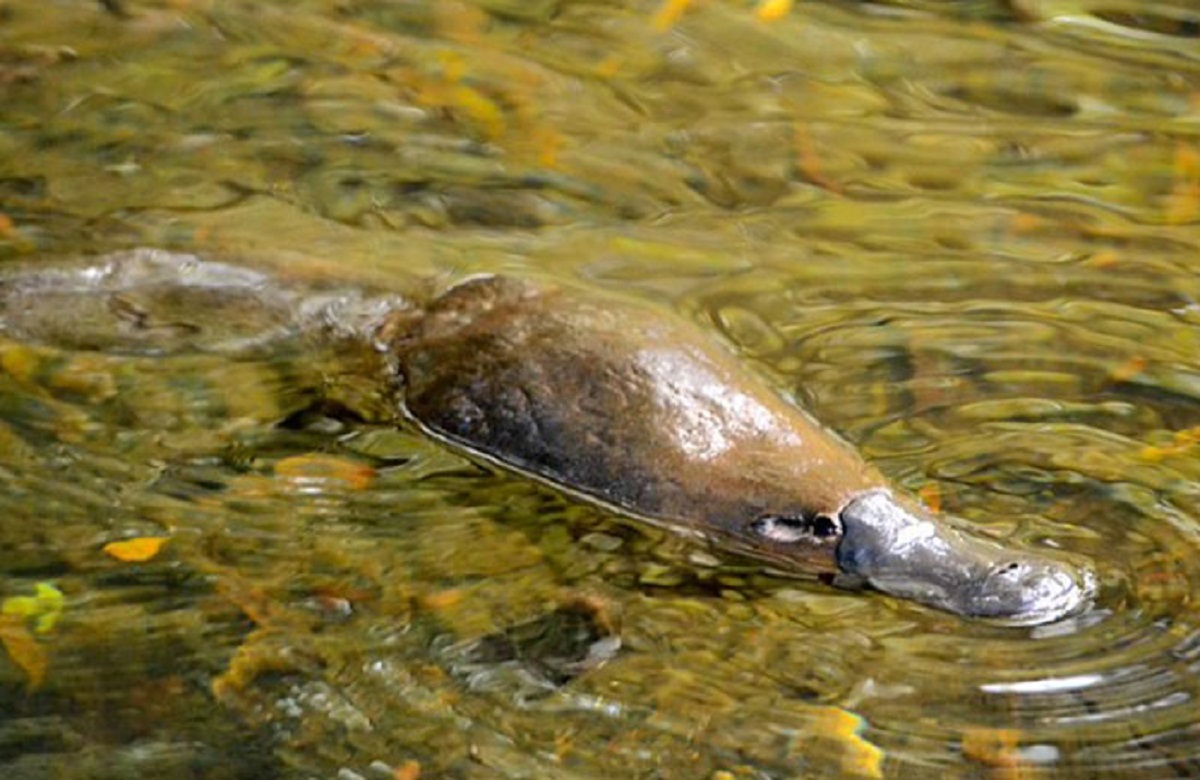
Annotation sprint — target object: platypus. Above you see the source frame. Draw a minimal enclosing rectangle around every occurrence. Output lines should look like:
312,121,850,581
381,275,1091,625
0,252,1092,624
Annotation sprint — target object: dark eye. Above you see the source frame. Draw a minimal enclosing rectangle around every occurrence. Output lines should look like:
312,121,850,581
749,513,840,543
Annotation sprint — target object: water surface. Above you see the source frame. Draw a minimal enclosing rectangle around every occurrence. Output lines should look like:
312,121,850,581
2,0,1200,777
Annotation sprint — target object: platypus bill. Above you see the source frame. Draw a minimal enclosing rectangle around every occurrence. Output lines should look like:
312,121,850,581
384,275,1093,626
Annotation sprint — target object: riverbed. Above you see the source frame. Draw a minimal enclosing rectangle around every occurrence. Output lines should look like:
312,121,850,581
2,1,1200,777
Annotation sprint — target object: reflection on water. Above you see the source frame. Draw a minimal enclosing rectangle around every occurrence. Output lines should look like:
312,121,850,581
2,0,1200,777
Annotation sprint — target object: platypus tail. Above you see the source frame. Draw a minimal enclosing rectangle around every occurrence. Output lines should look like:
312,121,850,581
0,248,411,358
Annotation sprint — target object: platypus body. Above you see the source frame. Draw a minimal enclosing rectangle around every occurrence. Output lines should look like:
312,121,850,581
386,275,877,571
0,253,1092,624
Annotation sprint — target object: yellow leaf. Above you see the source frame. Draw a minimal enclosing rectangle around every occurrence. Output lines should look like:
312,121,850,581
103,536,170,563
394,760,421,780
31,583,64,634
652,0,691,31
416,588,465,612
275,454,375,491
810,706,884,779
1109,356,1147,382
1083,250,1120,269
756,0,794,22
1174,425,1200,445
0,615,47,689
963,727,1030,777
1167,144,1200,224
1137,444,1166,460
0,343,41,384
2,581,64,634
1009,212,1047,234
2,596,38,619
449,84,505,140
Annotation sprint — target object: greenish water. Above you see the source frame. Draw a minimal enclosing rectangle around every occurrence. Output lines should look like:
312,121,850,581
2,1,1200,777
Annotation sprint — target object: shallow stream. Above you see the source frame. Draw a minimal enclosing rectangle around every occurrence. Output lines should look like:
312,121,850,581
2,1,1200,777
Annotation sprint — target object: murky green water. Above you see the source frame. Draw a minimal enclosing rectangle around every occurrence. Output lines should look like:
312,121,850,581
2,0,1200,777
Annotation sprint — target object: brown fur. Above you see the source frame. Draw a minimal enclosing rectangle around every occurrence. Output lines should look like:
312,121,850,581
384,276,886,573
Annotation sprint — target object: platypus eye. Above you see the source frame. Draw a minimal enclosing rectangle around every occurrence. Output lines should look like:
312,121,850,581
749,513,841,543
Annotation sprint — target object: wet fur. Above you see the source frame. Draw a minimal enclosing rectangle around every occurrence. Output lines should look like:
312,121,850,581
385,276,885,572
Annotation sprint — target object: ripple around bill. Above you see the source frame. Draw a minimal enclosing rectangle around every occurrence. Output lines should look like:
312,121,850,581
820,475,1200,774
685,277,1200,776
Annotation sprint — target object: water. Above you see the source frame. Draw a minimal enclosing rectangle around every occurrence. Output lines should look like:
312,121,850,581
2,0,1200,777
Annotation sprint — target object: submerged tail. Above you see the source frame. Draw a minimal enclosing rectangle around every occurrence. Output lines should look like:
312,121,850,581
0,248,410,357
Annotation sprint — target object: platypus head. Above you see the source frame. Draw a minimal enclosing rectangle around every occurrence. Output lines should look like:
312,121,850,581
742,490,1091,625
826,490,1092,625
